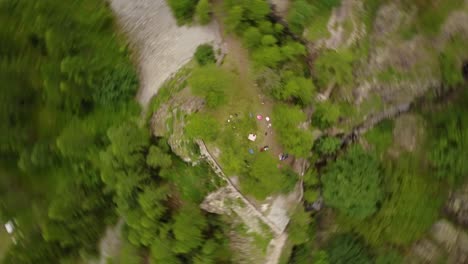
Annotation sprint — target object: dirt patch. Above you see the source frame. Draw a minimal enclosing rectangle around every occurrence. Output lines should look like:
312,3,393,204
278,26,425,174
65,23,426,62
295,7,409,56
109,0,221,107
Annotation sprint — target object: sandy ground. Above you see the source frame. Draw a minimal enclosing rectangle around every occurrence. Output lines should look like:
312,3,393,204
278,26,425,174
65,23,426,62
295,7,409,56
109,0,221,107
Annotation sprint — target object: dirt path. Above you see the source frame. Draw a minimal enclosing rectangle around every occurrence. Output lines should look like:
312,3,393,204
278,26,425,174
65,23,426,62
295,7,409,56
109,0,221,107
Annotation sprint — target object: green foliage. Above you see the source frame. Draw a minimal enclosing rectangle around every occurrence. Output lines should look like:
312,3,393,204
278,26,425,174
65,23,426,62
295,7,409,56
439,50,464,89
273,104,314,157
225,5,244,32
280,42,306,60
0,0,139,260
195,0,211,25
347,155,444,246
287,0,314,34
146,145,173,169
167,0,198,25
326,234,372,264
428,90,468,185
194,44,216,66
261,35,278,46
252,45,285,68
243,27,263,49
312,250,330,264
314,49,355,88
189,65,234,108
313,136,342,156
375,249,403,264
312,102,341,129
172,205,207,254
322,145,382,219
242,153,296,199
185,113,220,141
273,76,316,105
288,206,312,245
364,119,394,156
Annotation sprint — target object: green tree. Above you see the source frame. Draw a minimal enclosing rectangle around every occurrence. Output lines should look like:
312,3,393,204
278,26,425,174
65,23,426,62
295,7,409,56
288,206,312,245
287,0,314,34
430,118,468,184
313,136,342,156
195,0,211,25
167,0,198,25
312,250,330,264
172,205,207,253
280,41,306,60
273,76,316,105
313,102,341,129
314,49,355,88
261,35,277,46
225,5,244,32
326,234,372,264
146,145,173,169
242,153,295,199
194,44,216,65
350,156,444,246
252,45,284,68
243,27,262,49
322,145,382,219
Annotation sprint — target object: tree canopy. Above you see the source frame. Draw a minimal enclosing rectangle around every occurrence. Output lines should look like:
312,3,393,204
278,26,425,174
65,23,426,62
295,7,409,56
322,145,383,219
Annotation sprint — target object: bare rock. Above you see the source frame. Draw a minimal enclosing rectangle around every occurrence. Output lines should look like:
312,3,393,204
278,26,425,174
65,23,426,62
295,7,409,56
446,185,468,226
431,219,459,251
151,88,205,162
409,239,442,264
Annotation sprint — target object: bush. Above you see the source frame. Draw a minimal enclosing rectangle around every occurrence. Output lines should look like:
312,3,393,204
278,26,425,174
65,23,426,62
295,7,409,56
167,0,198,25
194,44,216,65
287,0,315,34
313,136,341,156
242,153,296,199
273,76,316,105
252,45,285,68
326,234,372,264
243,27,262,49
195,0,211,25
322,145,382,219
312,102,341,129
347,155,443,246
314,49,355,88
288,206,312,245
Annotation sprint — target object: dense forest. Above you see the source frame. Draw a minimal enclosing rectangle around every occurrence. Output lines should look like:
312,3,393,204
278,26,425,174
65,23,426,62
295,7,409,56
1,0,467,263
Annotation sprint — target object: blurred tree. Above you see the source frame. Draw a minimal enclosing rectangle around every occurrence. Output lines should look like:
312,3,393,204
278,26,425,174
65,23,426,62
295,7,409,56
322,145,382,219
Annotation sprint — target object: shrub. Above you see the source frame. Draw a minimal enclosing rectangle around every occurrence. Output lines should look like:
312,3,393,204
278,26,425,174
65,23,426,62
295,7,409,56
273,76,316,105
242,153,295,199
312,102,340,129
287,0,315,34
167,0,198,25
243,27,262,49
313,136,342,156
195,0,211,25
194,44,216,65
322,145,382,219
326,233,372,264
